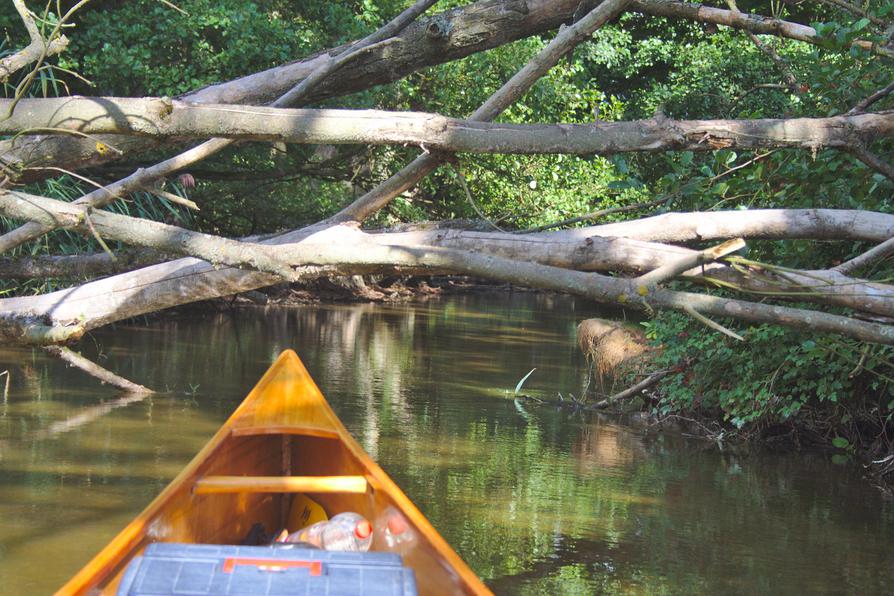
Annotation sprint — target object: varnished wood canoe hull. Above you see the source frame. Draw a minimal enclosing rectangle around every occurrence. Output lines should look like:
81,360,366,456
58,350,491,595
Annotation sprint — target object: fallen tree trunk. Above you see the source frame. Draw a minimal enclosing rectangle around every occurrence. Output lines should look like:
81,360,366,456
563,208,894,243
1,0,874,179
0,0,631,255
1,194,892,345
3,194,892,318
3,220,891,318
0,0,439,255
5,98,892,153
0,249,163,279
0,0,586,178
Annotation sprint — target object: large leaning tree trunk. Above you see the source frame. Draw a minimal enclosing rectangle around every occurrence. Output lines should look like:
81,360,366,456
2,98,892,153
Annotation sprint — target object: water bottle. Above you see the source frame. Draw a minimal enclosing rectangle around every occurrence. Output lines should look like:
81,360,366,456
377,507,417,554
285,512,373,551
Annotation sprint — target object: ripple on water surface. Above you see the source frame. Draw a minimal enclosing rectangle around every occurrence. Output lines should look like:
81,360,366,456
0,294,892,594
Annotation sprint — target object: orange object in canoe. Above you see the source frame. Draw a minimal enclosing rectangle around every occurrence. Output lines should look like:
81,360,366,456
58,350,492,595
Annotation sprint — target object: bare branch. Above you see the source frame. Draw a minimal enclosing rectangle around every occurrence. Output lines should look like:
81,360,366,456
0,0,70,83
846,144,894,180
683,303,745,341
331,0,633,223
814,0,888,30
725,0,799,92
43,346,154,393
0,191,299,280
635,238,746,287
834,237,894,275
632,0,894,59
848,80,894,115
590,369,672,409
570,208,894,243
518,195,674,234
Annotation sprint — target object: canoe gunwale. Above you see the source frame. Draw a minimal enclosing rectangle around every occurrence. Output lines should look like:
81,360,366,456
57,350,492,596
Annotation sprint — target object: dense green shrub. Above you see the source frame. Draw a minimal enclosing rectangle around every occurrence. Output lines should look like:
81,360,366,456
642,311,894,434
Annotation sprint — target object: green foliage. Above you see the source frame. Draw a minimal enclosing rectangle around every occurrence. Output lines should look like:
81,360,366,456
642,311,894,432
65,0,390,96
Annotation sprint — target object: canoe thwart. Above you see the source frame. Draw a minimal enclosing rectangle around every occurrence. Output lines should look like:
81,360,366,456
194,475,369,495
230,425,340,439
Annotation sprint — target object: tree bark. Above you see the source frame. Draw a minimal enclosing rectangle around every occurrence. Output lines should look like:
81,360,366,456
0,0,586,178
564,209,894,243
1,0,884,178
632,0,894,58
1,196,892,345
5,98,892,153
0,249,162,279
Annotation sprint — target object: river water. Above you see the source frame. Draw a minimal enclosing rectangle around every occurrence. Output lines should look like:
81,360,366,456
0,293,892,594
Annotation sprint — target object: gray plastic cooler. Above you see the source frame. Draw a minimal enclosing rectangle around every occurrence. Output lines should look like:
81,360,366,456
116,543,418,595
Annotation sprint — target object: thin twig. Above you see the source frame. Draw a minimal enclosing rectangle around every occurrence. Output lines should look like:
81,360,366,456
42,346,153,393
848,80,894,115
847,144,894,180
82,208,116,262
815,0,887,29
590,369,671,409
834,236,894,275
684,303,745,341
519,194,673,234
726,0,799,93
711,150,777,181
450,162,504,232
141,186,200,211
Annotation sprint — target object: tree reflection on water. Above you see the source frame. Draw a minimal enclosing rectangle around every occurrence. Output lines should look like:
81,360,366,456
0,294,891,594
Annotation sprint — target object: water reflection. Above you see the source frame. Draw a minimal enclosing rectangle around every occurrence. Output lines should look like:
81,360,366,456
0,293,891,594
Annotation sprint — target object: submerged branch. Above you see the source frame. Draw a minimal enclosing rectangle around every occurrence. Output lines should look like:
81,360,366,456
590,369,672,409
42,346,154,394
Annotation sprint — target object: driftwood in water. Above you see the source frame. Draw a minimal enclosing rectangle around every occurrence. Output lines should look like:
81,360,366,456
590,369,672,410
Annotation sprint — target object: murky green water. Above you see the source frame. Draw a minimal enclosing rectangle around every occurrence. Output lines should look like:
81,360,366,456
0,293,892,594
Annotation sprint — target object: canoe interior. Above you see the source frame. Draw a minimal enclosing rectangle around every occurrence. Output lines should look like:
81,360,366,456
59,350,490,596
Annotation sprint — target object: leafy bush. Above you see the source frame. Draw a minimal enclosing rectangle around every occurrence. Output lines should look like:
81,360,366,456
642,311,894,432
